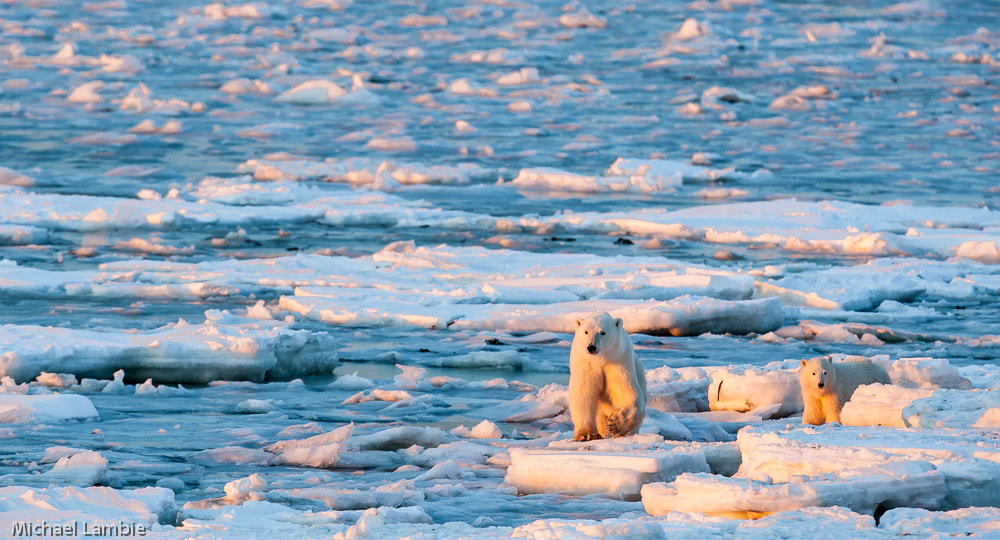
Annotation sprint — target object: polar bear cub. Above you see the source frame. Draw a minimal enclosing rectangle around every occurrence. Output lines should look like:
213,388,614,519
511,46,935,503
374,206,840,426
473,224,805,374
800,356,891,425
569,313,647,441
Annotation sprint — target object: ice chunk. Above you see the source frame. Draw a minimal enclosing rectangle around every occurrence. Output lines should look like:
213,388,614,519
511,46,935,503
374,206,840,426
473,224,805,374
955,240,1000,263
66,81,104,103
0,450,107,486
881,507,1000,537
187,446,276,466
234,399,279,414
496,67,541,86
266,424,353,468
645,366,711,413
841,384,1000,428
469,419,502,439
327,372,374,391
558,8,606,29
35,372,79,388
351,426,453,451
505,435,710,500
224,473,267,501
640,409,693,441
643,461,946,518
871,356,971,389
756,262,925,311
673,18,709,40
0,313,337,384
364,136,416,153
338,506,433,539
0,394,98,423
0,486,173,529
286,486,415,510
708,363,802,418
275,79,347,104
737,424,1000,508
512,160,716,193
510,167,604,192
266,424,411,470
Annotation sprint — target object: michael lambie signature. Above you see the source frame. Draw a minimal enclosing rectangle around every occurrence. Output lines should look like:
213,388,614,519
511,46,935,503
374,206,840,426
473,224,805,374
11,520,149,537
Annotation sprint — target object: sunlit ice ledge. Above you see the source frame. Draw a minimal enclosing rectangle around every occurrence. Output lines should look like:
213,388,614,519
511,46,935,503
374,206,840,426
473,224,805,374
0,310,337,384
281,293,784,337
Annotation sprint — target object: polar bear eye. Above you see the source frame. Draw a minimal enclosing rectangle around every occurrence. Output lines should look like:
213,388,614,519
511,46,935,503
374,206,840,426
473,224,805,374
583,331,589,335
823,370,828,375
600,331,606,336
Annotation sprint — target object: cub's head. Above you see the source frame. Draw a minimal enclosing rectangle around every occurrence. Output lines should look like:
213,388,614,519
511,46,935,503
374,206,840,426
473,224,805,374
574,312,624,355
800,356,834,390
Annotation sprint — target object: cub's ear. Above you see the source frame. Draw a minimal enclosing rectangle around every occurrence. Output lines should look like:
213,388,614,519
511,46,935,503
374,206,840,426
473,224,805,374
575,318,582,328
801,359,807,367
615,318,623,328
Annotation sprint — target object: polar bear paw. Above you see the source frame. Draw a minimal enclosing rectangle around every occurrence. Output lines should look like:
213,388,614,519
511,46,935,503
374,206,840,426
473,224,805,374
606,411,633,437
574,430,602,442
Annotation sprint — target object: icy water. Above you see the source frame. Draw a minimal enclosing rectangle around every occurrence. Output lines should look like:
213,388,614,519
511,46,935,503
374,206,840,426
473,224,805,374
2,0,1000,536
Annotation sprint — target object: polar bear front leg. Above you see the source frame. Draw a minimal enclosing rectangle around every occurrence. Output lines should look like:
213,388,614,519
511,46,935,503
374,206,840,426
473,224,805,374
569,366,605,441
821,394,842,424
603,363,643,437
801,395,827,425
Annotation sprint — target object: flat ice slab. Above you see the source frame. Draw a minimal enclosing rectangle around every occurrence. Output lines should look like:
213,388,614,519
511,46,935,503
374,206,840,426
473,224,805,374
0,393,98,423
737,424,1000,509
841,383,1000,428
642,461,946,518
0,485,174,526
0,310,337,383
504,434,709,500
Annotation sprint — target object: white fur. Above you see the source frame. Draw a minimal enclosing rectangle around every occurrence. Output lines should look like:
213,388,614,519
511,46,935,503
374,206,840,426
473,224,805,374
800,356,891,425
569,313,647,441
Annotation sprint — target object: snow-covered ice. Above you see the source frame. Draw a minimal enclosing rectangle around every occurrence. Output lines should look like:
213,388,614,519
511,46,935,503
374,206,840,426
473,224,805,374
505,434,710,500
2,0,1000,537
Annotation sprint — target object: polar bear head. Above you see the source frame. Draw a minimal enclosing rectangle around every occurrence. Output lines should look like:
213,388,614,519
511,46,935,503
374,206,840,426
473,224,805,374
800,356,835,392
574,312,624,355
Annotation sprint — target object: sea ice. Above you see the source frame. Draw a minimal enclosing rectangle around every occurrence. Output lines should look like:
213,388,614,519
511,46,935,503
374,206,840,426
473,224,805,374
3,0,1000,537
505,434,710,500
736,424,1000,509
0,393,98,423
0,311,337,383
642,461,946,518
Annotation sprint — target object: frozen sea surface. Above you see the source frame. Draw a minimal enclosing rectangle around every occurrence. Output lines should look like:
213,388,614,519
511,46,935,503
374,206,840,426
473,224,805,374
2,0,1000,537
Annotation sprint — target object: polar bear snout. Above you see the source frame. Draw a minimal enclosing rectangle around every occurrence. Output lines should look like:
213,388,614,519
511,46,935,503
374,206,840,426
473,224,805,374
586,343,598,354
817,381,824,389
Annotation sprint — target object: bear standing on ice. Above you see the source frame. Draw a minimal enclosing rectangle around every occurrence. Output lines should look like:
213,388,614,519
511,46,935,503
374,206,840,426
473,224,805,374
799,356,891,425
569,313,647,441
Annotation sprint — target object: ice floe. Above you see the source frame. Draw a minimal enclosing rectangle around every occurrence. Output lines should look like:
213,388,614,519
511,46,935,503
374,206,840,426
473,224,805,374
0,311,336,383
4,0,1000,537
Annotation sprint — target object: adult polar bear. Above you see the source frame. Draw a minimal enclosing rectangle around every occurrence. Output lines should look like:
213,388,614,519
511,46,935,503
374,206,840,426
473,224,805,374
569,312,647,441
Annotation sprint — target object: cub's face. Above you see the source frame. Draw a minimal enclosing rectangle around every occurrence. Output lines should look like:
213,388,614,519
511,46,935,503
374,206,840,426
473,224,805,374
800,357,833,389
574,313,622,355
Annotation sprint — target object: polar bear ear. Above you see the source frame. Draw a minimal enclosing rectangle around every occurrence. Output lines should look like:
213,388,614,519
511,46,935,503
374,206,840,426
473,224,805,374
614,318,623,328
575,318,582,328
801,359,807,367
